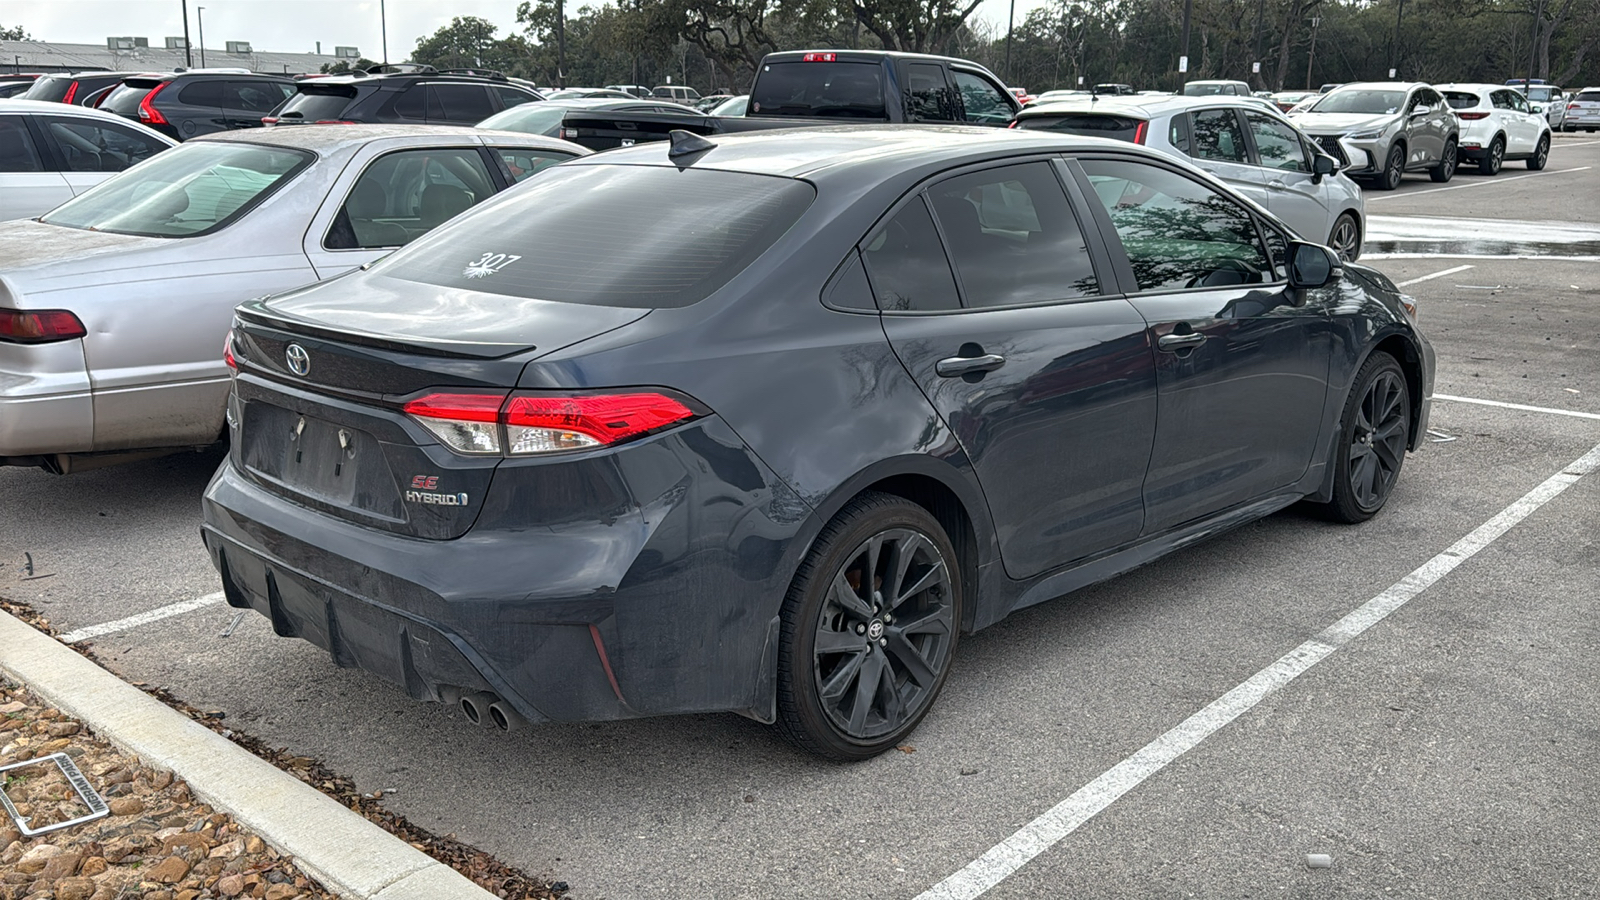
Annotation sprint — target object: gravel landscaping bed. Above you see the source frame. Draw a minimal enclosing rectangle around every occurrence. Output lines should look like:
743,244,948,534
1,598,564,900
1,678,338,900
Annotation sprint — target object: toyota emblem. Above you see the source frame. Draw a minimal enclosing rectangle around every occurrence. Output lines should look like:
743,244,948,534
285,343,311,377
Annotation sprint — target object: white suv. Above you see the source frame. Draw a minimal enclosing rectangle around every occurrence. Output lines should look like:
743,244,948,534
1438,83,1552,174
1565,87,1600,132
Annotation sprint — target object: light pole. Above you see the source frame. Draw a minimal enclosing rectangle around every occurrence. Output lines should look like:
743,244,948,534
1005,0,1016,84
197,6,206,68
380,0,389,64
1251,0,1266,87
1390,0,1404,78
1305,16,1321,90
181,0,193,67
1178,0,1194,88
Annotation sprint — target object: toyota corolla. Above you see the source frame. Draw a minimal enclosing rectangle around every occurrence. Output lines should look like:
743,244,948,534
202,127,1434,759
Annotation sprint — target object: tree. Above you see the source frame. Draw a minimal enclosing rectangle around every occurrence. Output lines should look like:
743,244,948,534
1,23,31,40
320,57,378,74
852,0,987,53
412,15,538,77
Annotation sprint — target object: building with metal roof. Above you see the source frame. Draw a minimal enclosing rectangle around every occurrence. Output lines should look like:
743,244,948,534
1,37,363,77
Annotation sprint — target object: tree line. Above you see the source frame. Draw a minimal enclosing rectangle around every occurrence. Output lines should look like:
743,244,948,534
404,0,1599,95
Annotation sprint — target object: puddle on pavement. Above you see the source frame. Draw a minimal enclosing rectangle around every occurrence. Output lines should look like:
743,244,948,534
1364,215,1600,258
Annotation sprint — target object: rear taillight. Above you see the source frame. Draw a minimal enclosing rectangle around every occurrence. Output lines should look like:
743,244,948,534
62,81,78,104
1569,103,1580,110
0,308,87,344
1008,120,1018,129
261,116,279,125
1458,111,1490,120
224,330,238,370
402,391,699,457
1133,119,1149,144
138,81,170,125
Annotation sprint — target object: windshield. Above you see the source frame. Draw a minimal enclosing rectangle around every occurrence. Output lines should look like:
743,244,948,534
1305,89,1406,115
101,80,159,116
21,75,74,103
1183,84,1233,96
1443,91,1482,110
375,165,815,309
1525,86,1557,101
1018,113,1144,141
750,61,887,119
1579,91,1600,102
477,102,569,134
42,141,312,237
712,94,749,116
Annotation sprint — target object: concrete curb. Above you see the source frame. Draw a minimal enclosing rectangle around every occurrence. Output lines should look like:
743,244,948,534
0,610,497,900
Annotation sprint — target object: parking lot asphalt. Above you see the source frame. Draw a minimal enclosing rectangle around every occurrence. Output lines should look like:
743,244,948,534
3,138,1597,899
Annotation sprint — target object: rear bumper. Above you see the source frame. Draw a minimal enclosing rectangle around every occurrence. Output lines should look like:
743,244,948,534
0,342,93,458
200,416,814,725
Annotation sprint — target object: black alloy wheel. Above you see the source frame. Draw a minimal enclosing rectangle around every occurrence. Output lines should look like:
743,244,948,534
1377,144,1406,190
1527,134,1550,170
776,492,961,760
1320,352,1410,523
1429,138,1457,183
1479,136,1505,175
1328,212,1361,261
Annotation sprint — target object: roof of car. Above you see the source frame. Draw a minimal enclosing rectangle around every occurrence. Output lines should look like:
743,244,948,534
564,124,1151,181
1327,81,1427,91
1434,83,1507,92
194,122,586,156
1017,94,1278,118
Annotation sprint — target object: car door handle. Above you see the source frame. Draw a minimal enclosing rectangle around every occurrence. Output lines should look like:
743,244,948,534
1268,179,1288,190
1157,332,1207,352
935,354,1006,377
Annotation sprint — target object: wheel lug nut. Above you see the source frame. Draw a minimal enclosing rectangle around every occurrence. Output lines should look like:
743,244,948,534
878,638,887,647
856,623,867,635
883,615,893,624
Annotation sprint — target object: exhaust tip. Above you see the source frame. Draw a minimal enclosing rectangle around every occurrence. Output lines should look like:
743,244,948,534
488,699,530,733
460,691,497,726
489,705,510,731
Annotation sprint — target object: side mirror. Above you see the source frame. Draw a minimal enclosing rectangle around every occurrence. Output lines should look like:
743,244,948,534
1411,104,1434,117
1311,153,1337,183
1288,241,1341,289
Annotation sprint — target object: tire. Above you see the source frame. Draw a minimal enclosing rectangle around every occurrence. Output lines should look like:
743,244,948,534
775,492,962,760
1317,352,1410,524
1376,143,1405,190
1478,136,1505,175
1428,138,1457,182
1328,212,1361,261
1527,134,1550,170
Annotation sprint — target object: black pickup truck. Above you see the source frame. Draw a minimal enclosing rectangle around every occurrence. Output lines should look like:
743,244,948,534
558,50,1022,151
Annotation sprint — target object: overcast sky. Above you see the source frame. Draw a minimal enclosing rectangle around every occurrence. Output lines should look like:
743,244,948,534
5,0,1049,59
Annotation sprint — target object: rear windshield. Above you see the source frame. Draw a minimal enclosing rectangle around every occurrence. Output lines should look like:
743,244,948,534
101,80,161,116
21,75,74,103
1578,90,1600,102
1182,83,1236,96
1305,90,1405,115
42,141,312,237
274,86,358,121
749,61,887,119
1017,113,1143,141
477,102,569,135
1443,91,1481,110
375,166,816,308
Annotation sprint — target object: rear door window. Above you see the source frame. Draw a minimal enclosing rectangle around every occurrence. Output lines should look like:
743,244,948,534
749,61,887,119
393,85,428,119
494,86,537,110
1189,108,1249,163
925,162,1099,307
0,116,44,172
178,80,225,109
429,84,495,122
225,80,292,113
906,63,954,123
325,147,497,250
861,196,961,312
375,166,815,308
41,117,169,171
952,70,1013,125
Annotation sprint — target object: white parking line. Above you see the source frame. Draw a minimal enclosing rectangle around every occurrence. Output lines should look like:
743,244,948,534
915,441,1600,900
1396,264,1474,286
1366,165,1592,201
58,592,226,644
1434,393,1600,422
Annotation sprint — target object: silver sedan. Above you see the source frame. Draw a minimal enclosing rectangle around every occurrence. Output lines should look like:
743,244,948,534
0,124,586,472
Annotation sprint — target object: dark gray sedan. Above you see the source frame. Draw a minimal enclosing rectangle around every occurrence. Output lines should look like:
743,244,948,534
202,127,1434,759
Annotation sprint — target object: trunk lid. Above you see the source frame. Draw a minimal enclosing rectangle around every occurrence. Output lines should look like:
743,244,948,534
230,276,651,539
